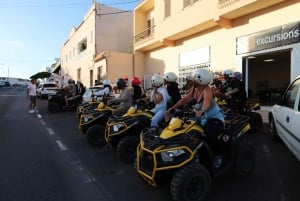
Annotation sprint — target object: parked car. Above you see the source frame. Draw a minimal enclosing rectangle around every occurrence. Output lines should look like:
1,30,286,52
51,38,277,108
37,82,59,99
268,75,300,162
82,85,119,103
0,81,10,87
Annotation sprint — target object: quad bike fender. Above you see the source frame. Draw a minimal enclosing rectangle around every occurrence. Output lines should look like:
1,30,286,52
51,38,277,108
160,119,204,139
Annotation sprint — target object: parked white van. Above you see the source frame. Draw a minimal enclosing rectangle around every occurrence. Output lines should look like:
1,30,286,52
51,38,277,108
269,75,300,162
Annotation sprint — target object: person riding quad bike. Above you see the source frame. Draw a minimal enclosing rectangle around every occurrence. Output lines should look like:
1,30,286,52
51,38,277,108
48,80,82,113
164,72,182,106
136,106,255,201
218,69,263,132
84,78,133,146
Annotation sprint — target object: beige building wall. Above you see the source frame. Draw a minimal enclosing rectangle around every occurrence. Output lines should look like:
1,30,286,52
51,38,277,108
94,51,133,85
61,2,133,88
134,0,300,84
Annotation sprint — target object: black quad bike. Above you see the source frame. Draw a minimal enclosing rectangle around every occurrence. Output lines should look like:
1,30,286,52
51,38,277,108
48,89,82,113
80,102,119,146
216,95,263,133
136,108,255,201
105,101,154,163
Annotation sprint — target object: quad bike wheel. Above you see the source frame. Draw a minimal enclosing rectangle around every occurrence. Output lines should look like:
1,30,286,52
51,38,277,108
86,125,106,146
248,112,263,133
171,162,212,201
117,135,140,163
48,102,60,113
233,141,255,176
269,116,281,142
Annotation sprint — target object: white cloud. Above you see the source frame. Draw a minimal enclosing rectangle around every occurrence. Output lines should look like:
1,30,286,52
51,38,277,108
6,40,25,48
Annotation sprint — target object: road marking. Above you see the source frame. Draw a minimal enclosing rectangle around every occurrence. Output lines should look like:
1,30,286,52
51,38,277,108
40,119,47,125
71,161,95,183
56,140,69,151
46,127,55,135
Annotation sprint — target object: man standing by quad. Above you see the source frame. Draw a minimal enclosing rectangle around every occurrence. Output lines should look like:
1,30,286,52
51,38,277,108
27,78,37,113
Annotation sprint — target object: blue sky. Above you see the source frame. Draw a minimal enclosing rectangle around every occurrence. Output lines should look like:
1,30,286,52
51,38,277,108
0,0,141,79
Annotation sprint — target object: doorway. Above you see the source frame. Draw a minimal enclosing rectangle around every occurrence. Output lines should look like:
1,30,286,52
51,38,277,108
246,50,291,105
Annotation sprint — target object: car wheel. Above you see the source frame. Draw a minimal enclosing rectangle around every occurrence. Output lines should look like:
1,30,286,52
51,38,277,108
117,135,139,163
233,141,255,177
248,112,263,133
269,116,281,142
171,162,211,201
86,125,106,146
48,101,60,113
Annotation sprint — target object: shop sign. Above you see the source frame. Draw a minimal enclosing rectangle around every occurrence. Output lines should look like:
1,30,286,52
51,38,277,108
236,22,300,54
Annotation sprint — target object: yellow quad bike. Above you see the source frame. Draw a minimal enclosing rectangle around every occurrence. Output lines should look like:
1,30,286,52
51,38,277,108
79,102,119,145
216,95,262,133
76,94,112,119
136,109,255,201
105,100,154,163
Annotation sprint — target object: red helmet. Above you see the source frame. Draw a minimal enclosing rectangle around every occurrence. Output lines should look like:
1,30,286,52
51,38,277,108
124,75,129,81
131,76,141,85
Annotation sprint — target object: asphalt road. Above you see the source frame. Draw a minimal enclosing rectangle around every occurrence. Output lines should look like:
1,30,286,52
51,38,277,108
0,86,299,201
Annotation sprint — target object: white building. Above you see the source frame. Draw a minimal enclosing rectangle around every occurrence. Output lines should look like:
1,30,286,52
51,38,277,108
60,2,134,87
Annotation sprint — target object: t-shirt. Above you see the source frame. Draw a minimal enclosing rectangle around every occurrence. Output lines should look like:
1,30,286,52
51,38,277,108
69,83,77,95
150,86,169,109
166,82,181,105
115,87,133,107
28,83,37,96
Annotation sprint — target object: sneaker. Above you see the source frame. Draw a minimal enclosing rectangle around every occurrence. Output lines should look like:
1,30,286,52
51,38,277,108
28,109,34,114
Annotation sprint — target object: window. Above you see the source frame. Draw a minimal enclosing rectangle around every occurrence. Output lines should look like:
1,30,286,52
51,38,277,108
78,37,87,53
147,18,154,36
183,0,191,8
183,0,199,8
283,79,300,109
97,67,101,82
164,0,171,18
77,68,81,81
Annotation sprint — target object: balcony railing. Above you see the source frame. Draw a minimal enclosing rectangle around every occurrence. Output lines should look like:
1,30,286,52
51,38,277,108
217,0,241,9
134,25,155,43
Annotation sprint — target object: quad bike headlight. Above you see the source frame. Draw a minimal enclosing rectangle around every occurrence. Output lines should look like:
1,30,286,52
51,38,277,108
113,123,125,132
83,114,94,123
161,149,185,162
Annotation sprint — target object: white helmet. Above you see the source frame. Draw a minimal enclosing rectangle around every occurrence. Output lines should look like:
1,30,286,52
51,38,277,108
164,72,177,82
151,74,164,87
193,69,213,86
186,72,193,81
103,79,110,85
223,69,234,78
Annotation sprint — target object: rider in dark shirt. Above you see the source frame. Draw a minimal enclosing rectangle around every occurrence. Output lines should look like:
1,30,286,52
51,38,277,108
221,69,245,113
164,72,181,106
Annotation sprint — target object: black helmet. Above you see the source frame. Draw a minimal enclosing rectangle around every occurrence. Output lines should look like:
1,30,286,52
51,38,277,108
68,79,75,84
117,78,126,89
